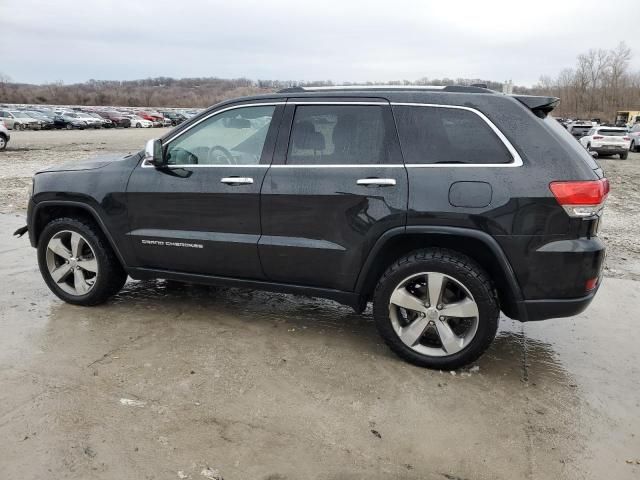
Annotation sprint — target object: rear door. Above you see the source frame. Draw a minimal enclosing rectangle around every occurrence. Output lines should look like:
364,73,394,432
126,101,284,279
258,98,408,291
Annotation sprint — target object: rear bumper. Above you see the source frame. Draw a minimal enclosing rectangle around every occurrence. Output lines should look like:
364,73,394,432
517,286,599,321
591,146,628,154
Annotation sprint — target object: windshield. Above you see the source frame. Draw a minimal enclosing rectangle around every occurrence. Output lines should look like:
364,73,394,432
10,112,31,119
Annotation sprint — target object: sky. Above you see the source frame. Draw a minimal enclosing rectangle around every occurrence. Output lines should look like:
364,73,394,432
1,0,639,87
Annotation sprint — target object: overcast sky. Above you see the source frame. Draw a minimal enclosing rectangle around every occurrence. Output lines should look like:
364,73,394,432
2,0,639,87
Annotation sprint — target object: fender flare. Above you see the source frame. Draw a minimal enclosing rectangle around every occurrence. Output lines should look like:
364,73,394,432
30,200,128,267
354,225,527,321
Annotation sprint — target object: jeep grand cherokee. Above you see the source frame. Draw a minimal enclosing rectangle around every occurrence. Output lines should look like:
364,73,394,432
19,85,608,369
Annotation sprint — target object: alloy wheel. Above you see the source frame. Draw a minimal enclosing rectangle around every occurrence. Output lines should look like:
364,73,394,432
388,272,479,357
45,230,98,296
0,137,5,149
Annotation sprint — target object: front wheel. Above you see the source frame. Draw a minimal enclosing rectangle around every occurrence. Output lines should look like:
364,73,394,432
37,217,127,305
66,123,73,130
373,248,499,369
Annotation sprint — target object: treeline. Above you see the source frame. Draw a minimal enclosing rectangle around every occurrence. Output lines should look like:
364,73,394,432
531,42,640,120
0,75,509,109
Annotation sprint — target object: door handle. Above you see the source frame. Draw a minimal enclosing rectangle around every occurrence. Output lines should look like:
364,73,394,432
356,178,396,186
220,177,254,185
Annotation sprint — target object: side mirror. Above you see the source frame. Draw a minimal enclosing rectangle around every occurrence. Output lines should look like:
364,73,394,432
144,138,165,166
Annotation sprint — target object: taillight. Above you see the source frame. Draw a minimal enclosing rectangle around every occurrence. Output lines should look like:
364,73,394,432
592,135,604,140
623,136,630,141
549,178,609,218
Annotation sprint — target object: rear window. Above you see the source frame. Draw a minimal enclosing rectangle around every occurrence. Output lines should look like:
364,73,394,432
598,129,627,137
393,106,513,164
544,116,599,170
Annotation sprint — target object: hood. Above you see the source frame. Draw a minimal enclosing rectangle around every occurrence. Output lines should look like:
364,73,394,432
37,153,137,173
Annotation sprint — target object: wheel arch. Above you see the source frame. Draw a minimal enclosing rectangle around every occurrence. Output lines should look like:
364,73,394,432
355,226,526,320
30,201,127,267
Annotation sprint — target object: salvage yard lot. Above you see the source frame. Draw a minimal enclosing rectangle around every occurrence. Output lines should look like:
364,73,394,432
1,129,639,479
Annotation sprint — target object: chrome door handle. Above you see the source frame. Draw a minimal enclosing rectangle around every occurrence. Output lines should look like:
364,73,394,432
356,178,396,186
220,177,254,185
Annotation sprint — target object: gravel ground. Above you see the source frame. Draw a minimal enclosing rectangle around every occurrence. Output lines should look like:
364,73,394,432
1,128,638,280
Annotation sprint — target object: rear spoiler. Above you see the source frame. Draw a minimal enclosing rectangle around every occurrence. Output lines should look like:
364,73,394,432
512,95,560,119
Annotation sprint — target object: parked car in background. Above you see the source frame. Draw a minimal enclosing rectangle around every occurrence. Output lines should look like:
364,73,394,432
97,111,131,128
53,113,88,130
160,111,187,126
24,111,54,129
0,110,40,130
84,112,114,128
567,122,594,140
0,121,10,150
128,115,153,128
74,112,103,129
579,126,631,159
627,123,640,152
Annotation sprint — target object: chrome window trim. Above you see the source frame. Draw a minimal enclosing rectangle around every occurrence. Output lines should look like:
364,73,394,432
390,102,523,168
141,100,522,169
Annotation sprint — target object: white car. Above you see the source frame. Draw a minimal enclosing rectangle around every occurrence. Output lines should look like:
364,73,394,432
129,115,153,128
579,126,631,159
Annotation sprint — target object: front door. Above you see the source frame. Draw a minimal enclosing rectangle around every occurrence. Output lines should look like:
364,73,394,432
126,102,283,279
259,99,408,292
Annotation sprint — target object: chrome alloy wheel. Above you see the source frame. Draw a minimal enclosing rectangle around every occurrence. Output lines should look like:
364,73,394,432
389,272,479,357
45,230,98,296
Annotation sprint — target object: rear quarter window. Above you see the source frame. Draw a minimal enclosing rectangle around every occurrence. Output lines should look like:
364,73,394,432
392,105,513,164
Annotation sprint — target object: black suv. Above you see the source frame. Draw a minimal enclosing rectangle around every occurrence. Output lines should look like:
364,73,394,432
21,86,608,369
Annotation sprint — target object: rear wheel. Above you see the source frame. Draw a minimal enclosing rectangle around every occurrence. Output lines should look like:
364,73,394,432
37,217,127,306
16,123,24,131
631,141,636,152
373,248,499,369
620,151,628,160
66,123,73,130
0,134,6,150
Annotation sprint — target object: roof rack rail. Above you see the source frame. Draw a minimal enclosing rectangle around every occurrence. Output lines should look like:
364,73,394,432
276,85,493,94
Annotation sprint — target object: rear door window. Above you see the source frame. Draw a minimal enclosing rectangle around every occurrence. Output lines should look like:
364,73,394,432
393,105,513,164
286,105,396,165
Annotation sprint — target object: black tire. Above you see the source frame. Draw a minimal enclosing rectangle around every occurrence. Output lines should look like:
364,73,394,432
631,141,636,153
136,123,141,128
620,151,628,160
37,217,127,306
373,248,499,369
0,133,7,151
16,123,24,131
66,123,73,130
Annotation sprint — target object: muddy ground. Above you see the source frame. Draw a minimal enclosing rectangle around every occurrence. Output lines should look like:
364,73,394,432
0,129,639,479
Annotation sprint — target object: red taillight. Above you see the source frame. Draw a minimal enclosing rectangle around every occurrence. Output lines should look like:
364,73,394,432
549,178,609,218
592,135,604,140
623,136,630,141
585,277,598,292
